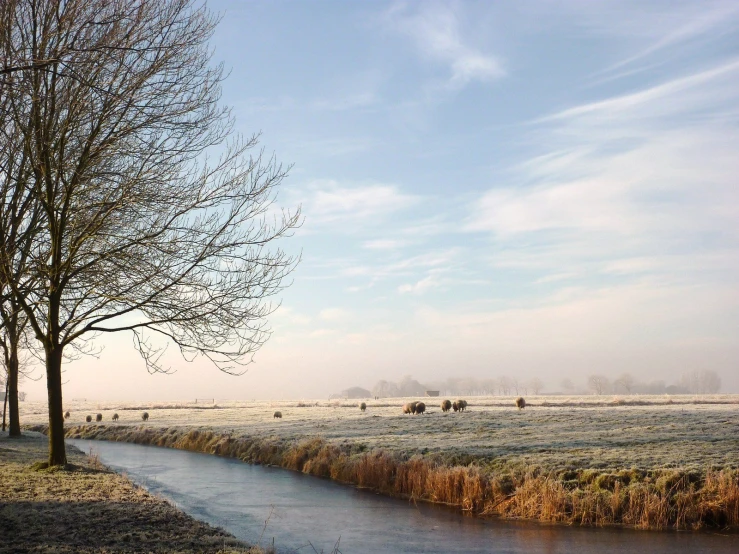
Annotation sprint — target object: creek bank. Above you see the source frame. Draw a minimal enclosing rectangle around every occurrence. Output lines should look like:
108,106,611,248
29,423,739,532
0,430,261,553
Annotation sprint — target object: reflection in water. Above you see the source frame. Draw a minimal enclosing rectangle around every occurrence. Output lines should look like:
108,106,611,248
67,439,737,554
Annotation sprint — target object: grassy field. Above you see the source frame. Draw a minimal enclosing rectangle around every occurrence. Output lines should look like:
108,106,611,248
19,394,739,531
0,431,261,553
21,394,739,471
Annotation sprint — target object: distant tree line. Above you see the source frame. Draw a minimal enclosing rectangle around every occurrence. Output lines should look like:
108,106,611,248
583,370,722,395
337,386,372,399
355,368,724,400
372,376,428,398
367,375,546,398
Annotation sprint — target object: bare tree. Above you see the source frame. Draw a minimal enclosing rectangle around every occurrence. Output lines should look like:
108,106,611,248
0,15,44,437
498,376,513,396
614,372,636,394
528,377,544,395
1,0,299,465
371,380,399,398
398,376,427,396
480,378,497,396
587,374,610,395
680,370,721,394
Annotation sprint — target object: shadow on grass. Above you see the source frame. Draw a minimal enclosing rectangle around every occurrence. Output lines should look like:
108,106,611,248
0,499,245,553
29,461,111,474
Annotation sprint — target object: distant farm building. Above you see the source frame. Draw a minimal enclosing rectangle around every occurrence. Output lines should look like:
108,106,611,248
425,390,440,397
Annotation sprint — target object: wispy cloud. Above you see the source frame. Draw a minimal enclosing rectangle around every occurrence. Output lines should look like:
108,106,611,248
271,306,312,327
362,239,414,250
297,180,419,226
319,308,350,321
548,58,739,122
383,2,504,88
592,2,739,77
468,60,739,285
398,275,440,295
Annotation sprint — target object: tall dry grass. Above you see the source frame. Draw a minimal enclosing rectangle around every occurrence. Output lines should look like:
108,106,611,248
41,423,739,531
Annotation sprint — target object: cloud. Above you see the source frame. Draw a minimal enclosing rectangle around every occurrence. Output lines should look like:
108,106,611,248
301,180,419,225
466,59,739,296
385,249,460,273
592,2,739,77
340,265,372,277
384,2,503,88
398,275,440,295
308,328,337,338
319,308,349,321
271,306,312,326
545,58,739,123
469,61,739,241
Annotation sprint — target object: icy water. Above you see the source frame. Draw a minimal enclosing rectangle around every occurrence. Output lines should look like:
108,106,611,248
67,439,738,554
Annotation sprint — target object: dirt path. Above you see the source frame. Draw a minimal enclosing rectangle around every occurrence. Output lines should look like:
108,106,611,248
0,431,262,554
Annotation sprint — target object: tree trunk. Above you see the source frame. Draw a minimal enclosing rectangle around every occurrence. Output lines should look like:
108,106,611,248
7,348,20,437
2,379,7,431
46,345,66,466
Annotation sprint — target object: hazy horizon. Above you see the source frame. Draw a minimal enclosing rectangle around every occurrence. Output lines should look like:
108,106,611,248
17,0,739,401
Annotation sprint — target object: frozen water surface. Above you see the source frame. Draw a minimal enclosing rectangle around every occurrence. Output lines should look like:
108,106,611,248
68,439,738,554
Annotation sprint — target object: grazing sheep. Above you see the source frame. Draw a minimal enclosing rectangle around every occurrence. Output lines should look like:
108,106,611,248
410,401,418,414
273,411,282,419
403,403,413,414
457,399,468,412
64,411,70,420
360,402,367,412
112,413,119,421
141,412,149,421
415,402,426,415
85,415,92,423
441,399,452,412
516,397,526,410
95,413,103,422
452,401,459,412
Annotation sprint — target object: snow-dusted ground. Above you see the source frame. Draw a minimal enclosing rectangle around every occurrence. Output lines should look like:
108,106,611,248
21,395,739,471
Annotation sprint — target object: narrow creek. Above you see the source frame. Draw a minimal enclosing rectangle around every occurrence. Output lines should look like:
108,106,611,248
67,439,737,554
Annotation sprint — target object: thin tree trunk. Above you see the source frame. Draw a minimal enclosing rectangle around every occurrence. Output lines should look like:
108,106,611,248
7,348,20,436
2,379,7,431
46,345,66,466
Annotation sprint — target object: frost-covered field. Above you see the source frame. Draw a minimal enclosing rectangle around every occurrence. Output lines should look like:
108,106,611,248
21,394,739,472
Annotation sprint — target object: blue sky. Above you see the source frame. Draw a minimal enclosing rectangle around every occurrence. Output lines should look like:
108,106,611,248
27,0,739,400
